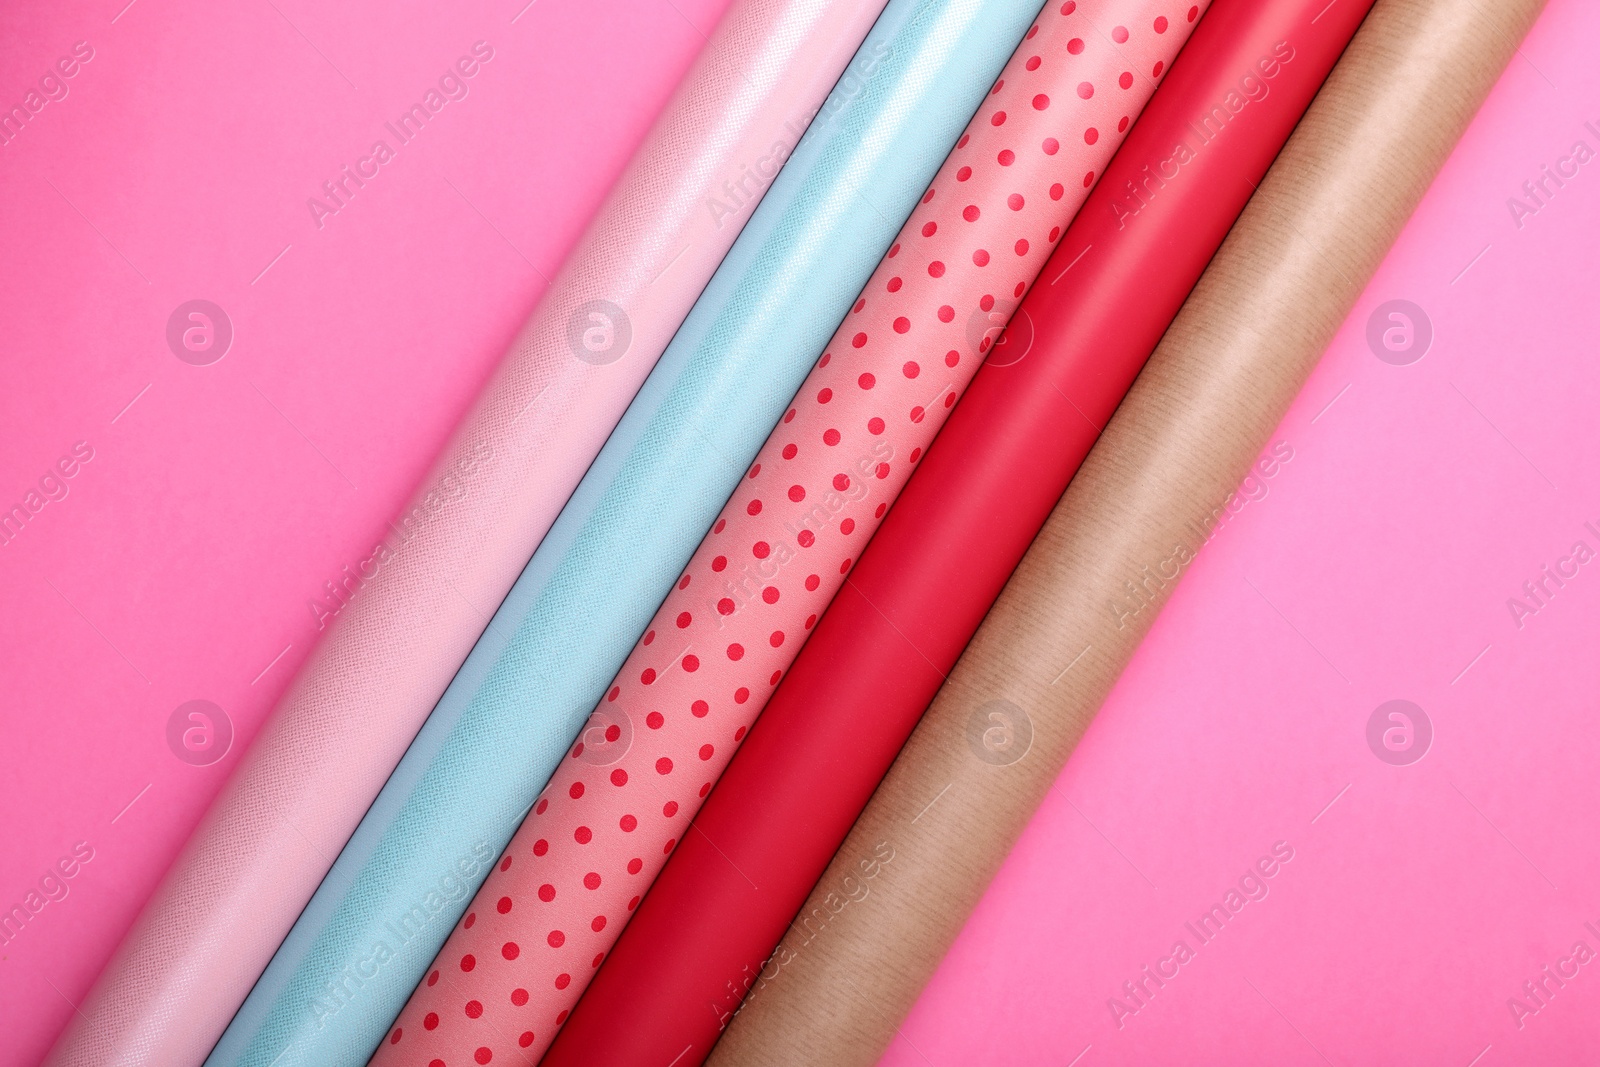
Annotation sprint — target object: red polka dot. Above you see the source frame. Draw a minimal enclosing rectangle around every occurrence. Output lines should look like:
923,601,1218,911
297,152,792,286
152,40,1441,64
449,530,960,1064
620,813,637,831
770,630,785,647
762,585,780,604
974,249,991,267
500,855,513,872
859,372,876,389
592,915,607,932
475,1048,492,1065
717,597,735,615
1033,93,1050,110
460,954,476,972
554,972,569,989
646,711,664,729
938,305,955,322
628,858,643,874
575,826,592,843
700,743,715,761
818,386,833,402
390,1029,402,1045
747,498,762,516
963,204,980,222
841,518,856,535
840,559,853,574
1084,127,1099,144
921,221,937,237
535,799,548,815
928,260,945,278
1016,239,1029,256
592,954,604,968
1067,37,1083,54
892,318,910,335
569,781,584,799
640,667,656,685
548,929,566,947
911,405,926,422
656,757,673,774
1154,15,1168,32
746,463,760,480
805,574,820,591
497,896,513,914
663,839,677,853
980,295,995,311
533,839,548,856
1025,55,1041,71
675,611,691,629
1112,25,1128,42
1153,60,1165,77
911,447,923,463
1119,115,1130,132
584,871,601,890
797,529,815,547
521,1031,536,1048
903,361,920,378
833,474,851,491
1120,71,1134,89
889,241,902,255
886,276,902,292
502,941,520,960
1008,194,1024,211
1061,0,1076,11
788,483,806,502
1084,171,1095,187
946,350,960,367
663,800,678,817
1042,137,1059,155
428,970,440,986
727,643,743,661
465,999,483,1017
735,686,750,703
781,443,797,460
511,988,529,1006
875,463,890,479
464,912,475,930
956,165,972,181
692,699,709,717
998,150,1014,166
990,111,1006,126
557,1011,570,1025
867,417,885,434
753,541,770,558
922,187,935,204
426,1011,440,1029
1051,183,1065,200
1189,4,1199,20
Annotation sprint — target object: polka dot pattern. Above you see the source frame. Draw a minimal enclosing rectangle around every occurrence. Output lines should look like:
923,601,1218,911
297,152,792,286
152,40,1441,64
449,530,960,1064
371,4,1200,1064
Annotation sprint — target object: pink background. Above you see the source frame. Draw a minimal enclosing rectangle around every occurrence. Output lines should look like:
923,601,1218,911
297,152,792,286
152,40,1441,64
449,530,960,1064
0,0,729,1062
886,0,1600,1064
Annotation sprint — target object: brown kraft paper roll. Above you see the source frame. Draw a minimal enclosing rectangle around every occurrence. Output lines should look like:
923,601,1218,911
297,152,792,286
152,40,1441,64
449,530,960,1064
708,0,1548,1063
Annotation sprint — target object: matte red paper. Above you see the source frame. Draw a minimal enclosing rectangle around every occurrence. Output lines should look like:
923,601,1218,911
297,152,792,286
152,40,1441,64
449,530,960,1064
373,3,1202,1063
543,0,1376,1062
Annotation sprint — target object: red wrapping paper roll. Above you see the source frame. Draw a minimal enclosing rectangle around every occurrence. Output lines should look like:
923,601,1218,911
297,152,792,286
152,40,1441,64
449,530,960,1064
543,0,1376,1062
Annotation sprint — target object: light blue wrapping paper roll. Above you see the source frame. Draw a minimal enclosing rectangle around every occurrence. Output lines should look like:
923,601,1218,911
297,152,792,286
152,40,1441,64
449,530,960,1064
205,0,1044,1062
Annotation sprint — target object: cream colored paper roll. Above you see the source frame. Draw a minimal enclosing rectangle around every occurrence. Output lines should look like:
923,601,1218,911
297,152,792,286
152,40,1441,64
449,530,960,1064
708,0,1548,1063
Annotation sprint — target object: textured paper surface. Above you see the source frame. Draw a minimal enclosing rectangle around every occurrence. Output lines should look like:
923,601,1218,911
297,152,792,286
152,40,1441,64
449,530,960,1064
560,0,1366,1060
393,5,1203,1065
708,0,1548,1063
0,3,731,1066
198,1,1048,1065
892,0,1600,1061
36,1,890,1064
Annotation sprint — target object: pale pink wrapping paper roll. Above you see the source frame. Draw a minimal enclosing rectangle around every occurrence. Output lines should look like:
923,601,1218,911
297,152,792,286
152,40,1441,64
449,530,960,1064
370,5,1200,1061
41,3,888,1065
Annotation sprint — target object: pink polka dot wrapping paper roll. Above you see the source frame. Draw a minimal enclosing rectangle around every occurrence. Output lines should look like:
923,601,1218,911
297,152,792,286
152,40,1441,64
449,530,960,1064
370,3,1208,1063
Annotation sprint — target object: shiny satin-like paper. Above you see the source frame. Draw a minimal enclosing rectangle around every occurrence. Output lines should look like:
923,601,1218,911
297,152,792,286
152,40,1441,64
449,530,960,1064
40,4,891,1066
388,4,1205,1065
708,0,1548,1063
201,2,1045,1066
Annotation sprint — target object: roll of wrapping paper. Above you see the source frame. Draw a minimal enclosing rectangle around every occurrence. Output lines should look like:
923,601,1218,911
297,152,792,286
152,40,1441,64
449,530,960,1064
196,4,1046,1067
551,0,1370,1060
380,5,1204,1065
43,5,890,1067
706,0,1546,1063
